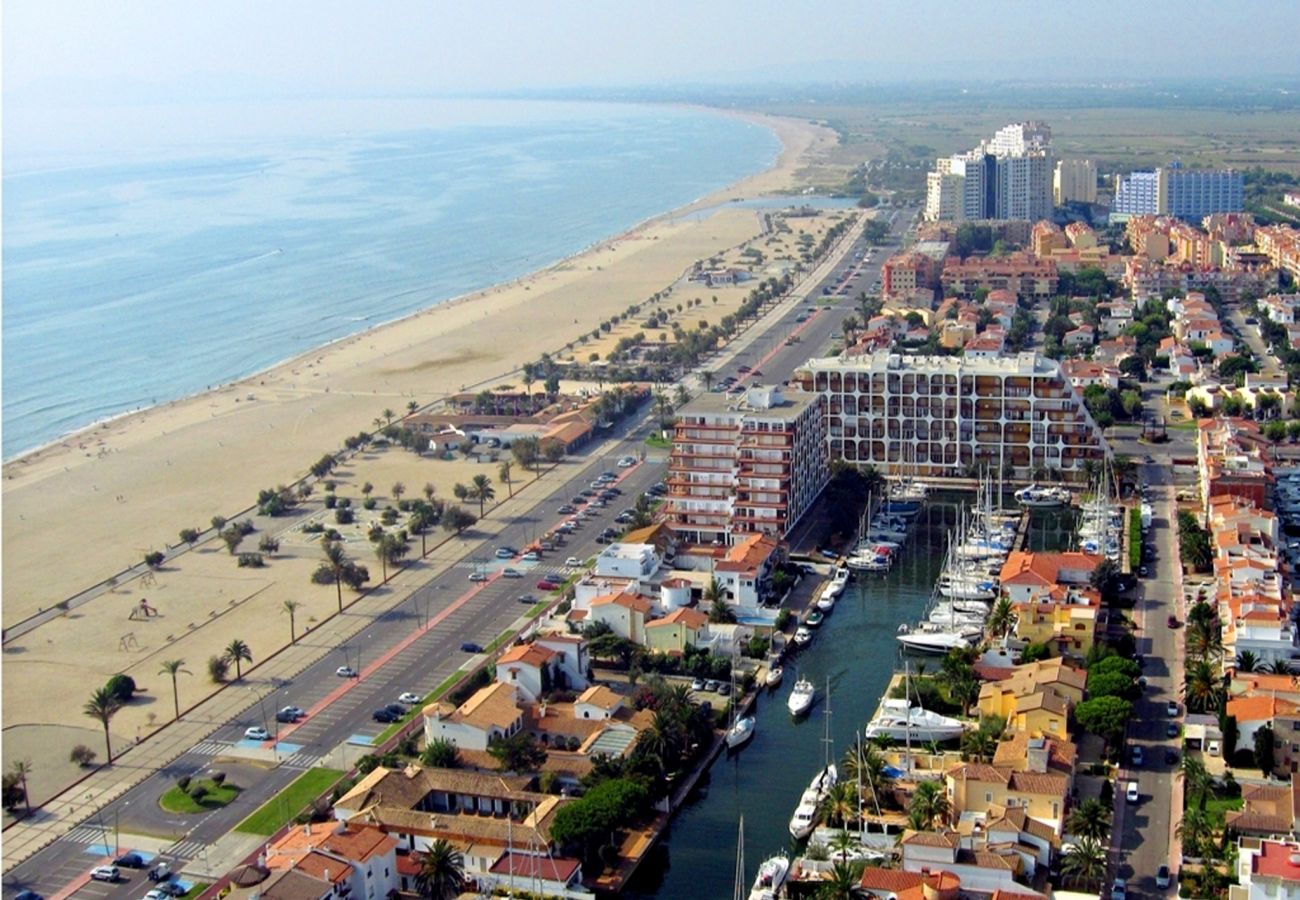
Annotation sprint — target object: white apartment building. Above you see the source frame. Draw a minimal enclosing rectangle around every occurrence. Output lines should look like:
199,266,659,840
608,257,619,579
1054,159,1098,205
799,351,1109,481
925,123,1054,222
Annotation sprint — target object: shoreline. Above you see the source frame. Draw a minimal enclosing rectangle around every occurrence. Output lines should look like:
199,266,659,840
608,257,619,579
0,107,837,626
2,106,817,468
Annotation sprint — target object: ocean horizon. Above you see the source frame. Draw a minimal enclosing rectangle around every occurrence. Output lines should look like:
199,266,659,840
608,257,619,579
1,98,780,459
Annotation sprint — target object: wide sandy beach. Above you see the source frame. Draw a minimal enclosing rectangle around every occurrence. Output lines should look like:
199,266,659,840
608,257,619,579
1,111,838,802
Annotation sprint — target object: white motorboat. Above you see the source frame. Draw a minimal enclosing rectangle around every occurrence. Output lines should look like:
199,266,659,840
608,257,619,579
828,566,851,595
927,605,987,628
787,676,815,716
748,855,790,900
865,697,966,743
816,590,837,612
765,666,784,688
1015,484,1070,508
793,626,813,648
937,574,998,601
847,554,890,573
726,715,756,749
896,628,973,654
857,536,901,551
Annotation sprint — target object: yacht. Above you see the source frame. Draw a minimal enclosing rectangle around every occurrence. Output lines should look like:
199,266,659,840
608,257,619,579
765,665,784,688
847,553,891,573
927,605,987,628
806,610,825,628
748,855,790,900
793,626,814,648
787,676,815,716
726,714,756,749
937,573,998,601
816,590,837,612
826,567,851,598
1015,484,1070,508
865,697,966,743
896,626,974,655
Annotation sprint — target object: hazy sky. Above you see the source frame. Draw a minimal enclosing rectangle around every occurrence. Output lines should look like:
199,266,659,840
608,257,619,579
6,0,1299,105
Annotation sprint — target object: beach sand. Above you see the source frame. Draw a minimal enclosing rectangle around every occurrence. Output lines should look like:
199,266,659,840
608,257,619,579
0,113,838,792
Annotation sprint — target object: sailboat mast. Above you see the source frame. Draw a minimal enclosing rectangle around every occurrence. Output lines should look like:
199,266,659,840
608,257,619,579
734,816,745,900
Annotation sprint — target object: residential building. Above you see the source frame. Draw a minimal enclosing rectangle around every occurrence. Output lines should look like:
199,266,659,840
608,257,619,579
644,607,711,654
941,254,1059,301
1285,190,1300,208
800,351,1109,481
1261,292,1300,325
266,822,398,900
1232,838,1300,900
586,591,653,643
1054,159,1097,205
946,761,1071,834
1113,164,1244,222
998,552,1103,604
977,658,1088,724
710,532,782,609
496,643,557,703
666,385,829,545
1197,418,1275,515
1030,221,1066,257
925,123,1053,222
1254,225,1300,281
899,832,1025,894
423,682,524,752
1113,170,1161,219
1224,783,1300,836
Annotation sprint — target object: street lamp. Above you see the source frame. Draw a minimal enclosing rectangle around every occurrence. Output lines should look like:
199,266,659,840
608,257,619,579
114,800,130,855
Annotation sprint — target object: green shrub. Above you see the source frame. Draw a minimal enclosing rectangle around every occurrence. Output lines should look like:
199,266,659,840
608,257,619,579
105,673,137,702
177,775,191,791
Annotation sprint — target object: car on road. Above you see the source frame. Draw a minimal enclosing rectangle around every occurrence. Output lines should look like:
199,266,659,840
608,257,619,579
14,891,44,900
570,495,587,505
565,557,582,567
521,552,541,562
618,456,637,467
1139,566,1149,577
1125,781,1139,803
494,547,515,559
1111,877,1127,900
537,579,561,590
501,567,523,578
91,867,121,883
750,369,763,378
276,706,305,723
460,642,484,653
114,853,145,869
555,523,574,534
736,365,751,374
467,571,488,582
336,665,358,678
557,504,576,514
1131,746,1144,766
517,594,537,605
1168,721,1180,738
372,708,400,723
1156,865,1172,889
398,692,422,704
1167,700,1179,716
245,726,271,741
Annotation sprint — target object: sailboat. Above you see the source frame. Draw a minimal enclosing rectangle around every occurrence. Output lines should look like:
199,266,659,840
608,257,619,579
788,678,837,839
734,817,745,900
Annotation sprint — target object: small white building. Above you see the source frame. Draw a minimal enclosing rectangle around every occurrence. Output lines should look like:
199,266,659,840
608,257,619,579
594,543,662,580
423,682,523,751
574,685,625,721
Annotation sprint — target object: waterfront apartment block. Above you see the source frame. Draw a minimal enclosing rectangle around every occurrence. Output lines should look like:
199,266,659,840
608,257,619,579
666,385,829,546
799,351,1109,481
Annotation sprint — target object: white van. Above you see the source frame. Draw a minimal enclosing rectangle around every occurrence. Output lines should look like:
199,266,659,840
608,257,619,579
1125,781,1139,803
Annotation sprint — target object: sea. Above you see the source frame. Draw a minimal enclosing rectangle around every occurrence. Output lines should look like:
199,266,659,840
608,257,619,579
1,99,781,459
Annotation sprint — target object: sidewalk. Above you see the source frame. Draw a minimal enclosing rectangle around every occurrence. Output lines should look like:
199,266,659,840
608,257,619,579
0,450,601,872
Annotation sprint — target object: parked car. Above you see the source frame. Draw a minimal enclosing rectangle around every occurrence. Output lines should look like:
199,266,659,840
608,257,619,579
1156,865,1172,889
704,679,721,693
460,642,484,653
494,547,516,559
1208,739,1221,756
146,890,171,900
1111,877,1126,900
565,557,582,567
158,884,186,897
517,594,537,605
691,678,706,691
557,505,576,514
1167,700,1179,717
1168,721,1180,738
617,456,637,467
570,495,587,505
398,692,422,704
467,571,488,582
1131,746,1144,766
113,853,145,869
372,708,400,723
1125,781,1139,803
718,682,731,696
90,867,120,883
336,665,358,678
537,579,561,590
501,567,523,578
147,863,170,883
521,552,541,562
1165,747,1180,764
14,891,44,900
276,706,305,723
244,726,271,741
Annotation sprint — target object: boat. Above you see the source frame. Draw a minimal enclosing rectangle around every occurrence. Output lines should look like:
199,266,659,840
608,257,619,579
896,627,973,655
793,626,813,648
806,610,824,628
828,566,851,595
725,668,755,749
1015,484,1070,508
748,855,790,900
787,676,815,716
789,679,837,837
937,573,997,601
846,553,891,573
865,667,967,743
816,590,837,612
765,665,784,688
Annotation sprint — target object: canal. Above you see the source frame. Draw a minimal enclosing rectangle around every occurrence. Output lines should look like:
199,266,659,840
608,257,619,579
627,493,1076,898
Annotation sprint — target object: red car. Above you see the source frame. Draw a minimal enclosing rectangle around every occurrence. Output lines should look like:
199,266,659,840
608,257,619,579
537,579,561,591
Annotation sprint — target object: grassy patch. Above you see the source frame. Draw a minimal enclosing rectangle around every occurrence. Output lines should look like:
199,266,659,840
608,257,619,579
1204,794,1244,827
527,599,550,617
643,434,671,450
158,780,240,814
235,767,345,835
1169,419,1202,431
485,628,516,654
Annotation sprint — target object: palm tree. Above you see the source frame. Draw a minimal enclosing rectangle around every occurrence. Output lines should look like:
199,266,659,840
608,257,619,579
1267,658,1293,675
987,597,1016,638
83,687,123,764
224,639,253,680
406,400,419,414
1176,808,1214,859
1236,650,1260,673
469,474,494,517
1179,755,1213,811
498,461,514,498
382,408,395,426
1061,836,1107,889
907,780,949,830
820,781,859,828
322,540,349,613
282,600,301,644
1185,659,1225,714
413,839,465,900
817,860,868,899
1065,797,1111,841
1186,619,1224,663
828,828,858,863
961,728,998,763
159,659,191,720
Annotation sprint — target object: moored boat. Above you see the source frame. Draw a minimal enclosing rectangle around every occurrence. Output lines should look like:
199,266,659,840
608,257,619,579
748,855,790,900
787,676,815,716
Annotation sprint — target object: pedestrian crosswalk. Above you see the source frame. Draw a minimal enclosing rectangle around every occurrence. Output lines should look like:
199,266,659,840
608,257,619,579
188,738,232,757
63,823,109,845
280,749,324,770
168,839,206,861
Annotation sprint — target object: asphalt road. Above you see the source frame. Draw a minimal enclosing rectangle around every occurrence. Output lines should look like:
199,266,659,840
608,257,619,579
2,205,917,900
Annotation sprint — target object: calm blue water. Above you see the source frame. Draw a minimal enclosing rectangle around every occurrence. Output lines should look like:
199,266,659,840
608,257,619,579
1,100,779,458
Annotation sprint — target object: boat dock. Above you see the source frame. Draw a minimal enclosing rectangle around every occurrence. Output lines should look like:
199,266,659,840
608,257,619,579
1011,508,1031,551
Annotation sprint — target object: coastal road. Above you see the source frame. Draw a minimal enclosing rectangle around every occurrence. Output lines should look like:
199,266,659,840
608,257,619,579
2,207,915,900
